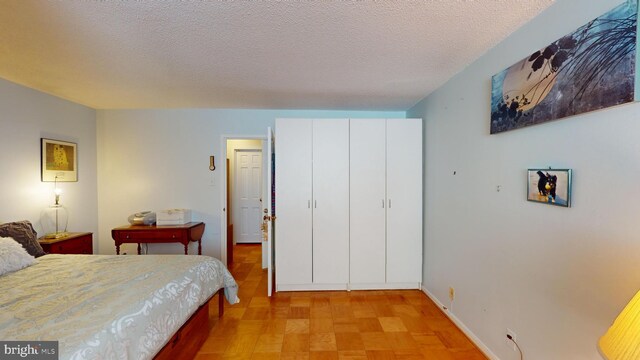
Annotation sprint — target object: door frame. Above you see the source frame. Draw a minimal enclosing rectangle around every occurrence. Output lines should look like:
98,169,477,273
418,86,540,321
232,148,263,244
220,134,266,267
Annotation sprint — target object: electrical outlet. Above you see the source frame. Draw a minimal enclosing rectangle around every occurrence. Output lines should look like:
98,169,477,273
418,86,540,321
449,287,455,301
506,328,517,351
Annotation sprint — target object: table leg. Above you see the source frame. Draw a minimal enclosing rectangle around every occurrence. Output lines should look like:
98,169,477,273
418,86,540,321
184,243,188,255
137,243,141,255
198,239,202,255
116,244,120,255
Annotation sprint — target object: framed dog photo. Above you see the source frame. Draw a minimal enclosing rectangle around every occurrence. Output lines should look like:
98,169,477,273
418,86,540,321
527,169,572,207
41,138,77,182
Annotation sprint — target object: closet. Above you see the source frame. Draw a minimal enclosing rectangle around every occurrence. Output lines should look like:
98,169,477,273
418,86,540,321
275,118,422,291
350,118,422,289
275,118,350,290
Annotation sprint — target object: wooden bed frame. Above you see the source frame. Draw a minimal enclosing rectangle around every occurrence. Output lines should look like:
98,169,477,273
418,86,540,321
154,289,224,360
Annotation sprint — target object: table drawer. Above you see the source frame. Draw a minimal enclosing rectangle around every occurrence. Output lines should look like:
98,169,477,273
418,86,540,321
117,230,184,242
47,235,93,254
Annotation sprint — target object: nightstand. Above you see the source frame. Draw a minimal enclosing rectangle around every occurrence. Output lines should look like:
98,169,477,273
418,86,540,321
38,232,93,254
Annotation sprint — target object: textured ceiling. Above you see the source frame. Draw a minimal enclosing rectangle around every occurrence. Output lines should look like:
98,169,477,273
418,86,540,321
0,1,554,110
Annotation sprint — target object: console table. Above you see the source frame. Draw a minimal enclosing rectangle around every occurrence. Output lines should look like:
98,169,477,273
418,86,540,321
111,222,205,255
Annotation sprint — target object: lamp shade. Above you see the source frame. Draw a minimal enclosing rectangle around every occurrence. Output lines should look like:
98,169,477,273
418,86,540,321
599,290,640,360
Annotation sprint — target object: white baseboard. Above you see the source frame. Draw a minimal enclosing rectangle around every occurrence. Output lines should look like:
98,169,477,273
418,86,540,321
421,285,499,360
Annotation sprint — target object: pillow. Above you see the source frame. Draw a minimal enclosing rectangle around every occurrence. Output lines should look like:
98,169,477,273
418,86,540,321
0,237,37,276
0,220,46,258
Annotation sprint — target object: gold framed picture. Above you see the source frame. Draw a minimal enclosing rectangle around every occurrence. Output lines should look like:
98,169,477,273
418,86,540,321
41,138,77,182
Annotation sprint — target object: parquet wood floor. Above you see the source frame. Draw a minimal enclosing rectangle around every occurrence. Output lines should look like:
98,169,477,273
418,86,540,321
197,244,487,360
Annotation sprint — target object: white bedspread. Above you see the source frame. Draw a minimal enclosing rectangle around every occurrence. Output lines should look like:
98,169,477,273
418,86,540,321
0,254,239,360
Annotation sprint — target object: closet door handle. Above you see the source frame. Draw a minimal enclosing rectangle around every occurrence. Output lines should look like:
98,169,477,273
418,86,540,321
382,199,385,208
308,200,311,208
388,199,391,208
314,200,317,208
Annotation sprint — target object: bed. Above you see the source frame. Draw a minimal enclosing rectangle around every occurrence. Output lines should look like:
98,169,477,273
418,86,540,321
0,252,239,360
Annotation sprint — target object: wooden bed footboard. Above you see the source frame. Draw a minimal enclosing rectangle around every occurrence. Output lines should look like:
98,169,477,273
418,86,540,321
154,288,224,360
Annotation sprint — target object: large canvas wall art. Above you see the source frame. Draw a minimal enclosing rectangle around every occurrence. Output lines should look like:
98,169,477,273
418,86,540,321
491,1,638,134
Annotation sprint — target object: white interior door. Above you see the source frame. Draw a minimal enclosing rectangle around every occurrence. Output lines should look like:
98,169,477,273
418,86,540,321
266,127,275,296
350,119,387,284
312,119,349,284
386,119,422,283
275,118,313,287
262,140,268,269
234,150,263,243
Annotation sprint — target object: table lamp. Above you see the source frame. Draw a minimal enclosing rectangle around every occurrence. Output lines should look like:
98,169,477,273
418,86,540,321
599,290,640,359
41,176,68,239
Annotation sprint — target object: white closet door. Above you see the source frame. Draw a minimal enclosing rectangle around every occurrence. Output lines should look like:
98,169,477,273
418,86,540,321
350,119,387,284
386,118,422,283
312,119,349,284
275,118,313,286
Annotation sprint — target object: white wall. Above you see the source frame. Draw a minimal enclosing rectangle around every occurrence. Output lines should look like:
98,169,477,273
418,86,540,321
96,110,403,257
0,78,98,242
408,0,640,359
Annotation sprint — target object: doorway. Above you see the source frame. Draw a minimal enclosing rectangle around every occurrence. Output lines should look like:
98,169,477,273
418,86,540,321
223,138,267,269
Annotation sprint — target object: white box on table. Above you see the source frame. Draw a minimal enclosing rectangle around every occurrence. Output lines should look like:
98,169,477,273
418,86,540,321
157,209,192,225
